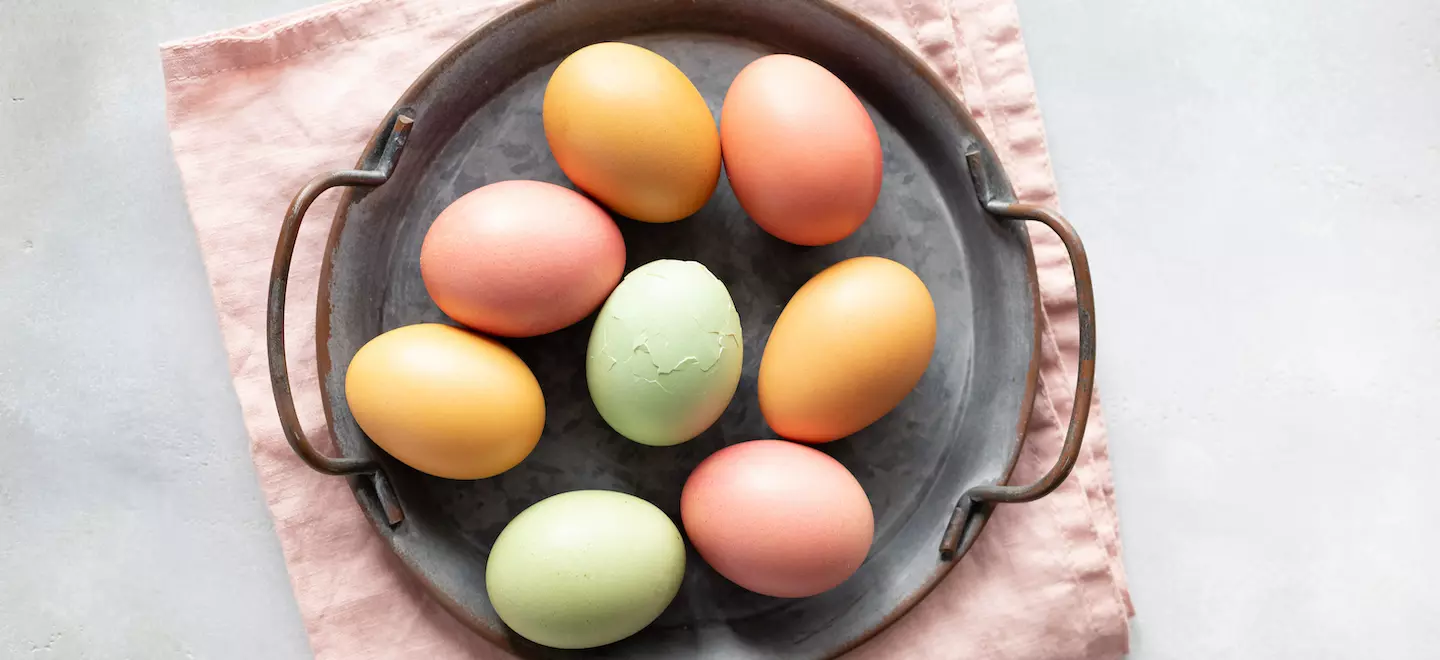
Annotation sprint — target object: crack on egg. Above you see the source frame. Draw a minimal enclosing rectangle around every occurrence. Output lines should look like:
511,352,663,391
592,261,743,403
662,355,700,374
631,374,673,393
596,326,620,371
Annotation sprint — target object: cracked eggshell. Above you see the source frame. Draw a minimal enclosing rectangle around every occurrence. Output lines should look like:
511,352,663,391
586,260,742,446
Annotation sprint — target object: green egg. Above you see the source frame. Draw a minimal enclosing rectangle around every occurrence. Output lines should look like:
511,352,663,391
485,490,686,649
586,259,743,446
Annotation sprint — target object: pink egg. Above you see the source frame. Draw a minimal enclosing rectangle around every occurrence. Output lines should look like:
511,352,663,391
681,440,874,598
420,180,625,337
720,55,883,246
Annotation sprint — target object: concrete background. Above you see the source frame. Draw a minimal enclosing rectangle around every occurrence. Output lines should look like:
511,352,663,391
2,0,1437,658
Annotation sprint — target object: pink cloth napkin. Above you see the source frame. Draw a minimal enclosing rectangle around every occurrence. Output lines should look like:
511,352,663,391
161,0,1132,657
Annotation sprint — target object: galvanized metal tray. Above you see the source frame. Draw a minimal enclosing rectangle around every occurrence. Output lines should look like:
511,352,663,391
266,0,1096,657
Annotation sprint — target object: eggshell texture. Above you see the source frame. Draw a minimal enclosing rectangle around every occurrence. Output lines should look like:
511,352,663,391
681,440,874,598
544,43,721,223
344,324,544,480
721,54,883,246
486,490,686,649
420,180,625,338
759,257,937,443
586,260,742,446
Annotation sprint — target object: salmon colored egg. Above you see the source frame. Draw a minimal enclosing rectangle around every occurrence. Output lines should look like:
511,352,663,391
720,54,883,246
543,42,722,223
420,180,625,338
759,257,936,443
344,324,545,480
681,440,874,598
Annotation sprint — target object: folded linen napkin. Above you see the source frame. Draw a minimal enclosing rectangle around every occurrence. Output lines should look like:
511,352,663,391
160,0,1131,657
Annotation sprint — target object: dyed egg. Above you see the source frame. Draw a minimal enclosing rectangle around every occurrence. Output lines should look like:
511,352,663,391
759,257,936,442
344,324,544,479
420,180,625,338
544,43,721,223
586,260,742,446
721,54,883,246
681,440,874,598
487,490,686,649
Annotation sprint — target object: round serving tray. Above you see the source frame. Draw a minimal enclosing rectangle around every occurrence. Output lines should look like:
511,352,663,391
266,1,1096,658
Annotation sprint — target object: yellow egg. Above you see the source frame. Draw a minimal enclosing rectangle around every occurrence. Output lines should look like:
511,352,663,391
344,324,544,479
759,257,937,443
543,42,721,223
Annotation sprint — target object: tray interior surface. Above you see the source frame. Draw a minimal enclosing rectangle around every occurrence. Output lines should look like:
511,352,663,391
319,2,1035,657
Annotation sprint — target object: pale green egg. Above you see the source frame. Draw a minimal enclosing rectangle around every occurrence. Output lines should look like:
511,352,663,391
485,490,686,650
586,259,743,446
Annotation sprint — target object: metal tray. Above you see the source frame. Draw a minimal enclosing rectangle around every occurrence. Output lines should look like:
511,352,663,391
266,0,1096,657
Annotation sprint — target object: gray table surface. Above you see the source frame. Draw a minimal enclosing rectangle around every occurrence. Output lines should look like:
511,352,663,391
3,0,1438,658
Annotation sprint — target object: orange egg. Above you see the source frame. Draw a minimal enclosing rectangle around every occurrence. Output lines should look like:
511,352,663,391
420,180,625,338
681,440,873,598
543,43,721,223
720,54,883,246
345,324,545,480
759,257,936,443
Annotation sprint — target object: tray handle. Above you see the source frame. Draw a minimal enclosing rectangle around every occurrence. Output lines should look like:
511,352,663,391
266,112,414,526
939,155,1097,559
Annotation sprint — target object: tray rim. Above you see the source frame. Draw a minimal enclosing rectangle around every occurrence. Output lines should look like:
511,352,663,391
310,0,1044,655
